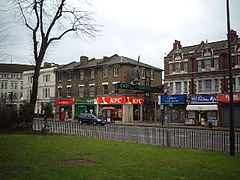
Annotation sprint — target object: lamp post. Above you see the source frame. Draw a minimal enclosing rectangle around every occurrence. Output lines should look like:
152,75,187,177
226,0,235,156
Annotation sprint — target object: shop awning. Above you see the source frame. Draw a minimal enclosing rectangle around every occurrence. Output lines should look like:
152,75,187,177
186,105,218,111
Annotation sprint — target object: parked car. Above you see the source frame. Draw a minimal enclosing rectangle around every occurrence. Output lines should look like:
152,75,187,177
77,113,106,126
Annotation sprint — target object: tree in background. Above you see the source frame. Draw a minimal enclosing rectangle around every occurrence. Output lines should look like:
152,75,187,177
14,0,99,119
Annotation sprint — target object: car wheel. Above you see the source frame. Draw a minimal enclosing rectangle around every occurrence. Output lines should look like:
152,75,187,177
93,121,97,126
79,120,83,125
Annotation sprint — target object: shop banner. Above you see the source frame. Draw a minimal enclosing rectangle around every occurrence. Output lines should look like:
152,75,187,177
159,95,186,104
55,99,74,105
190,95,216,104
97,97,144,105
217,94,240,103
75,98,94,104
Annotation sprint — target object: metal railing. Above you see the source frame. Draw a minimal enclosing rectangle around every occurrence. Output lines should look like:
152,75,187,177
33,120,240,153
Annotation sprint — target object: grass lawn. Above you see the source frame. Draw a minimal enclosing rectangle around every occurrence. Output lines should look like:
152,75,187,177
0,134,240,180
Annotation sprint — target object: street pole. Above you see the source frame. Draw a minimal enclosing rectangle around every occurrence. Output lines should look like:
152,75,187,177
154,93,157,126
226,0,235,156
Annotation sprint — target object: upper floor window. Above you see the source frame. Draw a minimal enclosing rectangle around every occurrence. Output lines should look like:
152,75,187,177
205,60,211,71
198,80,202,93
79,70,84,80
175,82,181,94
58,73,62,81
113,84,119,94
67,87,72,97
58,88,62,98
102,67,109,78
169,64,173,74
79,86,84,97
103,84,108,95
141,68,146,79
21,81,23,89
214,58,219,70
90,70,95,80
150,70,154,80
113,65,119,77
89,86,95,97
67,72,72,81
214,79,219,92
183,62,188,72
198,61,202,72
43,88,50,98
43,74,50,83
28,76,33,83
169,82,173,94
204,79,212,92
184,81,188,93
175,63,181,73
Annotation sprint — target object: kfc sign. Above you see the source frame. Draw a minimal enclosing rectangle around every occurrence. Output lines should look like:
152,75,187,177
217,94,240,103
97,97,144,105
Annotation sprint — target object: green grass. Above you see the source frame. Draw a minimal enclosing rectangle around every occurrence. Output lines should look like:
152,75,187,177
0,134,240,180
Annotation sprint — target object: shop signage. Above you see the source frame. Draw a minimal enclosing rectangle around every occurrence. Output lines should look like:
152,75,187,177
217,94,240,103
75,98,94,104
159,95,186,104
117,83,164,93
97,97,144,105
55,99,74,105
190,95,216,104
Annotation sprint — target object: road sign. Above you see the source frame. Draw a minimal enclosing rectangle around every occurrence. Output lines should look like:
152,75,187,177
117,83,164,93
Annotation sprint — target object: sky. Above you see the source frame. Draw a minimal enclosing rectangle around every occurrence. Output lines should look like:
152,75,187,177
1,0,240,69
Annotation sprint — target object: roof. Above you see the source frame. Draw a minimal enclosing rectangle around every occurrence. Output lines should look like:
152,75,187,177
167,38,240,57
0,64,35,73
73,54,163,71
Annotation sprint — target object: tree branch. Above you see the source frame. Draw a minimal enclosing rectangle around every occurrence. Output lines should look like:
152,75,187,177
48,28,76,45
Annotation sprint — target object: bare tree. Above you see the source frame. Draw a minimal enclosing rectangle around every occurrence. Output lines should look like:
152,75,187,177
13,0,99,116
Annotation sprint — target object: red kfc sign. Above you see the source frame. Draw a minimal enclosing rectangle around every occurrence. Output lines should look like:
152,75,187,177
217,94,240,103
55,99,74,105
97,97,144,105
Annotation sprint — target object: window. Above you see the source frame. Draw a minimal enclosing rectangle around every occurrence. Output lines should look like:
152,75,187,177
198,61,202,72
4,82,7,89
169,64,173,74
233,78,236,91
175,63,181,73
79,87,84,97
79,70,84,80
103,85,108,95
175,82,181,93
89,86,95,97
67,87,72,97
169,82,173,93
183,62,188,72
184,81,188,93
90,70,95,80
150,70,154,80
214,79,219,92
58,73,62,81
113,65,119,77
214,58,219,70
102,67,109,78
204,80,212,92
28,76,33,83
21,81,23,89
198,80,202,93
113,84,119,94
14,82,18,89
27,89,32,99
141,68,146,79
43,74,50,82
67,72,72,81
205,60,211,71
58,88,62,98
43,88,50,98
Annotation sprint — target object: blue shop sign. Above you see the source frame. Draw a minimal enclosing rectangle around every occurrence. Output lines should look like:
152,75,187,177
190,95,216,104
160,95,186,104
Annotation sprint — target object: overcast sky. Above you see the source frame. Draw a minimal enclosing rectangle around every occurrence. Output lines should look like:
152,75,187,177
1,0,240,69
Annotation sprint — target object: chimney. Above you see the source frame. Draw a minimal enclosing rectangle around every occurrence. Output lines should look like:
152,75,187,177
80,56,89,65
230,29,238,42
173,40,181,49
44,62,51,68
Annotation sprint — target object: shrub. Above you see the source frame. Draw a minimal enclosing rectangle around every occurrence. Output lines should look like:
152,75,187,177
0,107,18,130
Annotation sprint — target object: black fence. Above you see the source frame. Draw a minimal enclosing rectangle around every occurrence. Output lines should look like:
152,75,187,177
33,120,240,153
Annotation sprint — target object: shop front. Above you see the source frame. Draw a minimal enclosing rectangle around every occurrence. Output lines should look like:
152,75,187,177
75,98,96,118
186,95,218,126
217,94,240,127
97,96,144,122
55,99,74,120
159,95,187,124
35,99,55,118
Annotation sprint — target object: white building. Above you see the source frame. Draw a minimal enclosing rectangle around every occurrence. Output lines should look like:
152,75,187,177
22,63,57,115
0,64,34,107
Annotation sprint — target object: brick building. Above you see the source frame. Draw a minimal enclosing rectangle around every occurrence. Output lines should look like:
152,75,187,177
163,30,240,127
55,54,163,121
